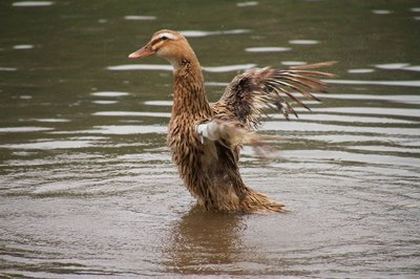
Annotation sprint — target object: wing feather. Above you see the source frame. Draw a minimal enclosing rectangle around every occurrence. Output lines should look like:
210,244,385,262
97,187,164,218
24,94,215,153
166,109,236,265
212,62,336,127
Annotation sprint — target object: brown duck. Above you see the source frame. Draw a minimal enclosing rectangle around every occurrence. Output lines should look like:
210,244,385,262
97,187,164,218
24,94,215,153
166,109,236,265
129,29,334,213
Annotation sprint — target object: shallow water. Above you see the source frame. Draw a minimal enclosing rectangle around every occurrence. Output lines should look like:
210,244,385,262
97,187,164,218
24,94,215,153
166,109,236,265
1,0,420,278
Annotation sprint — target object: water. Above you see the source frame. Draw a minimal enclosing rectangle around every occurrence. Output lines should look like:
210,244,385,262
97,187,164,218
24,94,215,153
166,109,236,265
1,0,420,278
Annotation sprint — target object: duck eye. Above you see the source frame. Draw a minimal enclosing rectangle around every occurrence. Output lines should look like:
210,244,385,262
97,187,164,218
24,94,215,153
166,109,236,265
161,36,169,41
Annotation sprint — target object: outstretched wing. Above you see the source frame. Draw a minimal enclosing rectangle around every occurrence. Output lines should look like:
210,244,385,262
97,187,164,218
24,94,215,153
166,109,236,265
212,61,336,129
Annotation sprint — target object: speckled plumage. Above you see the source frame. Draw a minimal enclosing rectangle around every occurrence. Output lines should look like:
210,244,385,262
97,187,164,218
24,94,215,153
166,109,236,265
129,30,335,213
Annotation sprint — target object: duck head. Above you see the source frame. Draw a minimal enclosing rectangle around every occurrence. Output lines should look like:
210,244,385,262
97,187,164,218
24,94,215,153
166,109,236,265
128,29,196,69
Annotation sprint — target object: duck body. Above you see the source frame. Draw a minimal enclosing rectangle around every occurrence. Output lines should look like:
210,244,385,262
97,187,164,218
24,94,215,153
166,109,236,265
129,29,335,213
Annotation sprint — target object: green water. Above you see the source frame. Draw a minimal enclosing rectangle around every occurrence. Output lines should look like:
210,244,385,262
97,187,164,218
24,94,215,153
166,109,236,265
1,0,420,278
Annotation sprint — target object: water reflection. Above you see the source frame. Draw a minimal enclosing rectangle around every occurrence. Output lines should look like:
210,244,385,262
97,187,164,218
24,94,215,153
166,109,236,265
165,206,246,274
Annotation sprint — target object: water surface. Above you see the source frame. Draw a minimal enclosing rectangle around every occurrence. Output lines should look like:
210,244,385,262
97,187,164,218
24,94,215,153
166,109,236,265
1,0,420,278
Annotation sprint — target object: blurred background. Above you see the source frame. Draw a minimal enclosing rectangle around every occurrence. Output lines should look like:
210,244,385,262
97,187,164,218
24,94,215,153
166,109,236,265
1,0,419,278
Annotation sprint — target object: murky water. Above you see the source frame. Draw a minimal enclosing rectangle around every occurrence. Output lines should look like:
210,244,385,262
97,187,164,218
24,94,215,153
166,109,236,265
1,0,420,278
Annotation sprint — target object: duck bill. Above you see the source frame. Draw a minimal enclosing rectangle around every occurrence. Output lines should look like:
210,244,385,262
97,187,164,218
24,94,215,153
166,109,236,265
128,46,154,59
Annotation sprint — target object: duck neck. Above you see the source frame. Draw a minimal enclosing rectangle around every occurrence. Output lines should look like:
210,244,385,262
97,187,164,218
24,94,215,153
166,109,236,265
171,56,212,118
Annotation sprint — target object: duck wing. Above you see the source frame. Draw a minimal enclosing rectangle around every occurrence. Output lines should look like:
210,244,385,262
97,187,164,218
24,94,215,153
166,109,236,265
211,61,336,129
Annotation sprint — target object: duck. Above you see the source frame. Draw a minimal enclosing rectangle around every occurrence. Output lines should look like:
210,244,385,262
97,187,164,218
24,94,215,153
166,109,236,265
129,29,335,213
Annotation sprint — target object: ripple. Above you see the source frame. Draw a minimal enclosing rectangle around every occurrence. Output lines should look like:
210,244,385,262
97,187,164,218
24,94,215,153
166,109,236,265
107,64,172,71
262,121,420,136
180,29,250,38
0,127,53,133
237,1,258,7
33,118,70,123
281,61,306,66
306,134,397,144
372,10,392,15
325,79,420,87
404,66,420,72
205,81,229,87
12,1,54,7
0,67,17,71
311,107,420,118
86,125,166,135
411,7,420,12
13,45,34,50
313,93,420,105
348,68,375,74
92,100,119,105
375,63,410,70
144,100,173,106
375,63,420,72
203,64,256,73
269,113,414,124
0,140,97,150
245,47,291,52
93,111,171,118
124,15,156,20
91,91,129,97
289,40,319,45
282,149,420,168
348,145,420,154
108,63,256,73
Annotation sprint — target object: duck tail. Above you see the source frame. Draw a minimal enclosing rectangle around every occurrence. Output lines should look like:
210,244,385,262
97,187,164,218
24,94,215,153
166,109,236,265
240,189,287,213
